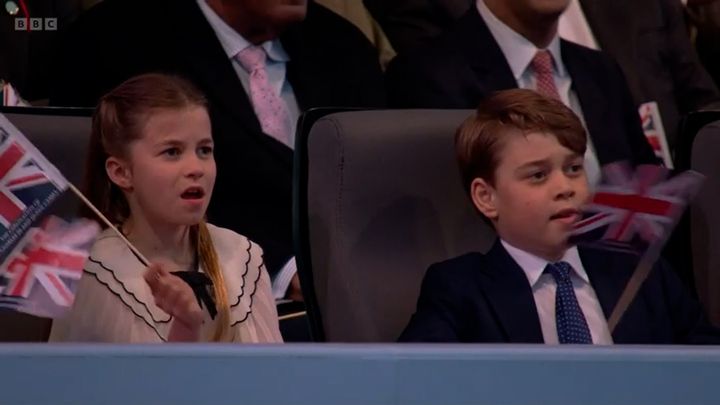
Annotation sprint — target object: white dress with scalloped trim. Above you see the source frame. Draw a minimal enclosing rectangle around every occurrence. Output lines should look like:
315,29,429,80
49,224,283,343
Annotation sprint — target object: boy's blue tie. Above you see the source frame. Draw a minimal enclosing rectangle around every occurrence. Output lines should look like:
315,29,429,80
545,261,593,344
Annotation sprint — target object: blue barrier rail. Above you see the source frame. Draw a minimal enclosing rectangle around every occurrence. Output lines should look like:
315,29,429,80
1,344,719,405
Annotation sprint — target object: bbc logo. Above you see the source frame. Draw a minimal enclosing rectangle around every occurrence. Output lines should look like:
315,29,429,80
14,18,57,31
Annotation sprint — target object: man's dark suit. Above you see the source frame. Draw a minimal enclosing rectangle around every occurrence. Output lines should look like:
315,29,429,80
363,0,469,53
578,0,719,150
0,0,83,101
691,2,720,88
49,0,386,277
385,6,657,166
400,240,720,344
371,0,720,149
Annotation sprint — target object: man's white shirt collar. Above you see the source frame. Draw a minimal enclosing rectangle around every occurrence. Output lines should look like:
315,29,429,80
196,0,290,63
476,0,567,80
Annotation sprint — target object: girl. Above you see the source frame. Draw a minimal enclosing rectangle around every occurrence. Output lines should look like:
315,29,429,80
50,73,282,342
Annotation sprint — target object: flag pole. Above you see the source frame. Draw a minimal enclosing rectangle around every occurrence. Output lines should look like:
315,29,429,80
607,237,664,332
68,183,150,266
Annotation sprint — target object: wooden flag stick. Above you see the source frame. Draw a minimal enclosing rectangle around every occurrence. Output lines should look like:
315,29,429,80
607,245,660,332
278,311,307,322
68,183,150,266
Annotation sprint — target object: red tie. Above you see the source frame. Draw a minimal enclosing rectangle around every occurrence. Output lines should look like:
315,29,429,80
531,50,561,101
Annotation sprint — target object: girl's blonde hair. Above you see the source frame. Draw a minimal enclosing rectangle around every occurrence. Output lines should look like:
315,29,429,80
85,73,230,341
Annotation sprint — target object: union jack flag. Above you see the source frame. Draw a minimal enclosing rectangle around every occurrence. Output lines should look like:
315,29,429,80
0,113,88,318
0,130,61,230
0,217,99,317
0,114,68,260
570,163,704,253
639,102,673,168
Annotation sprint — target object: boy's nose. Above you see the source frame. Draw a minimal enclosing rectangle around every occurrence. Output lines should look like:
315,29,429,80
556,188,575,200
554,175,576,199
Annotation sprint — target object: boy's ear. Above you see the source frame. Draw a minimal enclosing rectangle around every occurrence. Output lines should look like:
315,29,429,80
105,157,133,190
470,178,498,220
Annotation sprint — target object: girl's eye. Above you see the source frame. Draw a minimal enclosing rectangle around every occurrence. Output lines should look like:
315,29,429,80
198,146,214,156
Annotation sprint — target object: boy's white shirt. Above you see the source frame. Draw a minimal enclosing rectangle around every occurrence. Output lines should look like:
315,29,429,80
501,239,614,344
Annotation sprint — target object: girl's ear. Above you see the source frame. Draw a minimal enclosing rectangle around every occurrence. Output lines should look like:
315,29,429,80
105,157,133,190
470,177,498,220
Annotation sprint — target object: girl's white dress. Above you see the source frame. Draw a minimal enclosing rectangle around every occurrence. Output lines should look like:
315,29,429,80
49,224,283,343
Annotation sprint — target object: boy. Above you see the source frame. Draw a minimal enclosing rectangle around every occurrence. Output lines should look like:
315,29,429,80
400,89,719,344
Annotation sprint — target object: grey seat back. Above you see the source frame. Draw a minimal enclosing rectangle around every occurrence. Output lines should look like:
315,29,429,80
690,120,720,325
299,109,496,342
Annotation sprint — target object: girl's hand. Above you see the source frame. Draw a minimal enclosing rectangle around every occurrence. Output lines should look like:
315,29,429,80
144,263,203,341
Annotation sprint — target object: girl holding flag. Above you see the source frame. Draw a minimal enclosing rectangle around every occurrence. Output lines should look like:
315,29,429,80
50,73,282,343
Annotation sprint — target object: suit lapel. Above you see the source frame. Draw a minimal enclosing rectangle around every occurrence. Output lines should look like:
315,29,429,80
577,0,607,47
477,241,544,343
169,1,260,132
562,40,615,165
578,0,634,56
281,23,314,110
456,8,518,93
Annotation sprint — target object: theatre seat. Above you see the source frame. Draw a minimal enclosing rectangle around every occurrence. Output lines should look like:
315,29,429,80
296,109,496,342
686,115,720,326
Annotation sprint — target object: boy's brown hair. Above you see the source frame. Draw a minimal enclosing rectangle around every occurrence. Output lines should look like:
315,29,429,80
455,89,587,194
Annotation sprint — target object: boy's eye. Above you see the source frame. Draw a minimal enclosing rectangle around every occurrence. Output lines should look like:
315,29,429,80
528,171,546,182
163,147,180,157
566,164,584,175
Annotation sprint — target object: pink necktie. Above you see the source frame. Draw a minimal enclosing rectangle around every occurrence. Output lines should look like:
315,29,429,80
530,50,561,101
235,46,291,147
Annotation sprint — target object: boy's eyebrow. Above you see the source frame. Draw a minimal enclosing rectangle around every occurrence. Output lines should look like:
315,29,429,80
564,152,584,161
513,153,584,175
514,159,550,172
514,152,583,171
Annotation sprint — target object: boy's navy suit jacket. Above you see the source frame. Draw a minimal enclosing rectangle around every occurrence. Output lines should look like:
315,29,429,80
400,240,720,344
